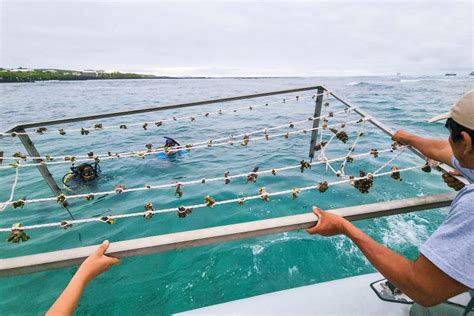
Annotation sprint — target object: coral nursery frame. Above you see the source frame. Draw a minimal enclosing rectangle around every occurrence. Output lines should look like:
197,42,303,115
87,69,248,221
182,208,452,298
0,85,462,276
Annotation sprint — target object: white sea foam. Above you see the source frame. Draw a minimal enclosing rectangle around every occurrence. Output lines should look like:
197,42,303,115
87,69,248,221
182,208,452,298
250,244,264,255
400,78,471,83
381,215,430,248
400,79,424,83
247,233,306,258
288,265,299,276
347,81,362,86
333,236,369,265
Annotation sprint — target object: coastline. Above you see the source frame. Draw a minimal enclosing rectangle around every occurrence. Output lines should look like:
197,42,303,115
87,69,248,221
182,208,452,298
0,68,203,83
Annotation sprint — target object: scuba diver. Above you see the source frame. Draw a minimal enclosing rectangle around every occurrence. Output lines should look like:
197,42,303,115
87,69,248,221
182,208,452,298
62,162,101,192
163,136,181,156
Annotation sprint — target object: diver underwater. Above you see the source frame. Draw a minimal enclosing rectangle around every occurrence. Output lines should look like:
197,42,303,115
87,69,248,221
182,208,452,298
62,162,101,192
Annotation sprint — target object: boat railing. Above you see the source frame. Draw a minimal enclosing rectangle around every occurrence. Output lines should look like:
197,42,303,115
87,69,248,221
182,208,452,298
0,192,455,277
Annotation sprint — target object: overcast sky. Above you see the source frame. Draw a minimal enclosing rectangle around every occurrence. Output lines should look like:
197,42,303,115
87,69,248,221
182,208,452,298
0,0,472,76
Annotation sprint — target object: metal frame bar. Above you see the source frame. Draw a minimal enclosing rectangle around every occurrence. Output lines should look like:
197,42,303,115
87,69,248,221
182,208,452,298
0,192,455,277
308,87,325,161
16,128,63,197
324,87,469,185
6,86,321,132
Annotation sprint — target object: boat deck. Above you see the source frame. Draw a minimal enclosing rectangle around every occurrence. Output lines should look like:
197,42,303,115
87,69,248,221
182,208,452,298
180,272,470,315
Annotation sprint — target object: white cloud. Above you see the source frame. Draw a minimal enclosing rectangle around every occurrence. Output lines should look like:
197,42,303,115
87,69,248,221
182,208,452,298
1,0,472,76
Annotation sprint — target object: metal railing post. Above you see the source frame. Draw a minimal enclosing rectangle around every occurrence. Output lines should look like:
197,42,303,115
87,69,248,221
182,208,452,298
308,87,325,161
16,128,63,197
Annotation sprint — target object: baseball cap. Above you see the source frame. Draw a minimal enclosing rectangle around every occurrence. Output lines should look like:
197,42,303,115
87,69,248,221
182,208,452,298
428,89,474,130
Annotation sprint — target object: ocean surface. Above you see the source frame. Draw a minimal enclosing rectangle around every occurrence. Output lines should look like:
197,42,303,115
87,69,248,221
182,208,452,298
0,76,472,315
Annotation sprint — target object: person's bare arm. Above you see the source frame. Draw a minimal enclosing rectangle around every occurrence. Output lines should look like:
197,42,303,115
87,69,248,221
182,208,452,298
46,270,88,316
307,208,468,307
392,130,453,166
46,240,120,316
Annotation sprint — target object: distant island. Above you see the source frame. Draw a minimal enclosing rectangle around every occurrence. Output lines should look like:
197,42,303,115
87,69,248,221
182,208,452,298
0,67,177,83
2,68,473,82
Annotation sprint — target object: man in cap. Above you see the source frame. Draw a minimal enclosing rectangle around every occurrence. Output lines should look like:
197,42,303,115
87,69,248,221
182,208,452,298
392,89,473,189
306,90,473,310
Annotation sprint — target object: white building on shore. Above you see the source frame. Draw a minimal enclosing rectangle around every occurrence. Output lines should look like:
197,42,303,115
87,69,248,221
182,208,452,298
81,69,98,77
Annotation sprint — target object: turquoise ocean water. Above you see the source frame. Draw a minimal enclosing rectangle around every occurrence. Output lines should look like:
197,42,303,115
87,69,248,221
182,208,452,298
0,76,472,315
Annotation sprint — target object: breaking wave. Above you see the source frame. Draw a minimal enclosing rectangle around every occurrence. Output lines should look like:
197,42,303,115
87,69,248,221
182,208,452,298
346,81,394,89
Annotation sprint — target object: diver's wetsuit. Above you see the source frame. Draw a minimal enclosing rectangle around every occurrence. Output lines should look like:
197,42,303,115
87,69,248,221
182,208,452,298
62,162,101,192
163,137,181,155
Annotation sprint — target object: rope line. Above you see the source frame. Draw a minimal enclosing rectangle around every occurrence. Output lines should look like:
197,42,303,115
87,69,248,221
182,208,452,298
0,92,327,137
1,116,366,170
0,164,423,232
0,108,348,162
0,168,20,212
372,146,407,175
338,120,367,177
1,146,405,208
318,107,355,176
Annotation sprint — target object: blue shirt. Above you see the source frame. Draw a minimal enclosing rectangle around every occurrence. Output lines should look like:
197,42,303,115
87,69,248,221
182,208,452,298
420,165,474,288
452,156,474,183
